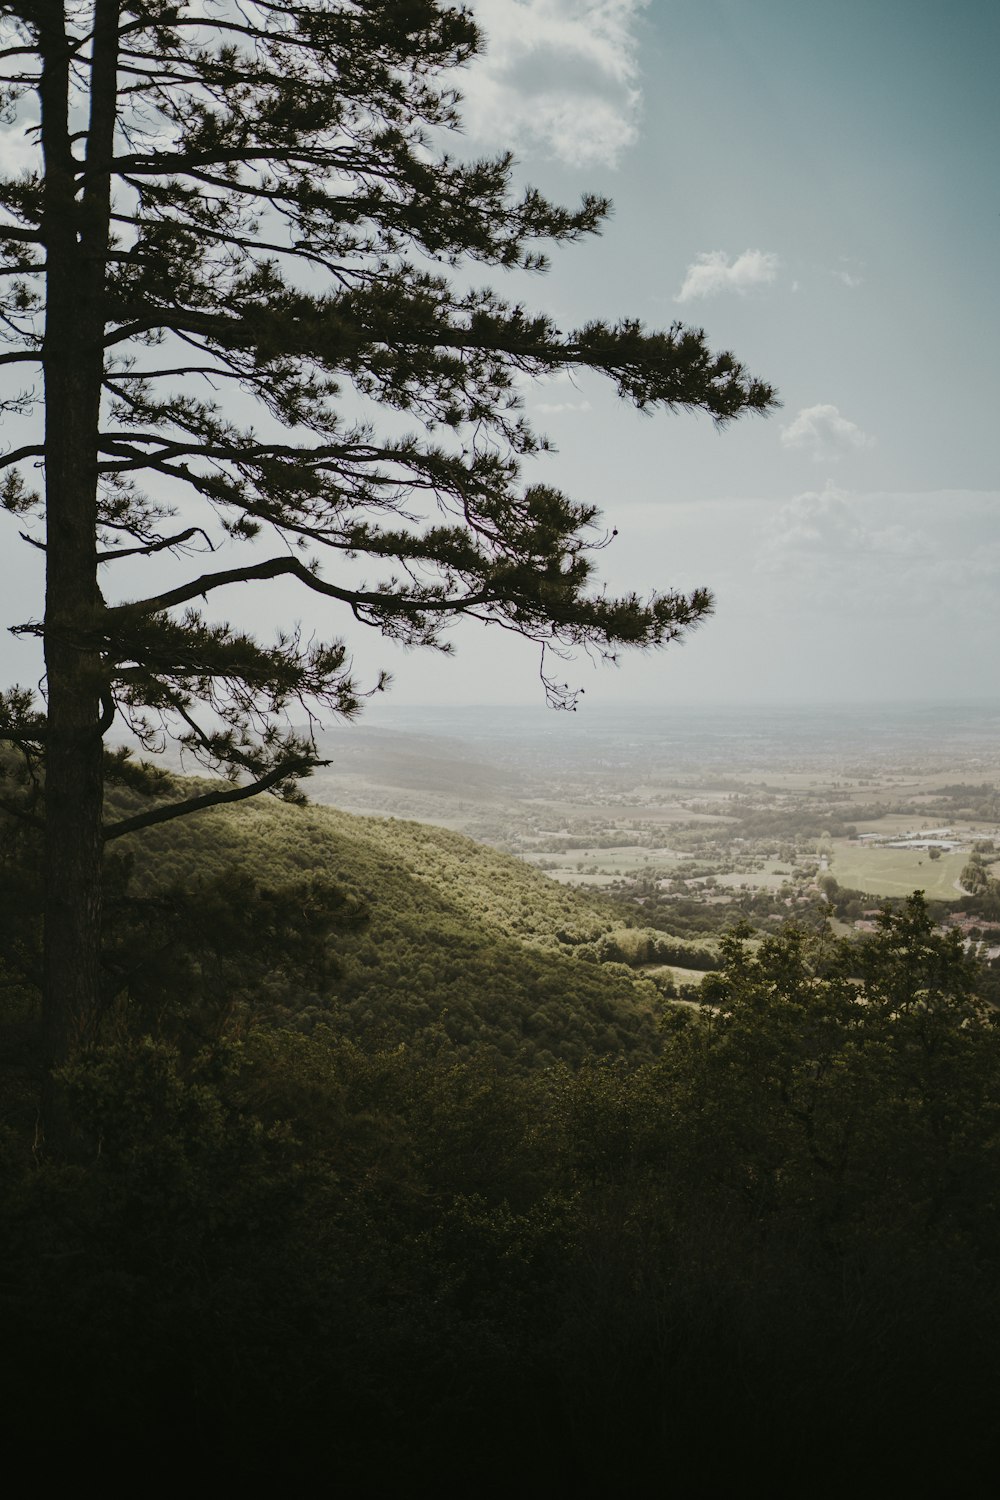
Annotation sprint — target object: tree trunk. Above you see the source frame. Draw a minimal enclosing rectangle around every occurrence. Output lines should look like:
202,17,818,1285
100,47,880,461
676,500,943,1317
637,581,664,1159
38,1,118,1081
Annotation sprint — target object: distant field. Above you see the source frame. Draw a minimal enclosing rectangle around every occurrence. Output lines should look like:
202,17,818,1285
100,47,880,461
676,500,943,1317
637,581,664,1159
525,848,684,882
850,813,951,836
715,860,796,892
644,963,717,985
850,812,993,839
526,800,735,825
829,844,967,900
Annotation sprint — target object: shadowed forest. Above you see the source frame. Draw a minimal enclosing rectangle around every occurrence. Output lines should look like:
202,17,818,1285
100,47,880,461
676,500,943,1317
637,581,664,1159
3,727,1000,1485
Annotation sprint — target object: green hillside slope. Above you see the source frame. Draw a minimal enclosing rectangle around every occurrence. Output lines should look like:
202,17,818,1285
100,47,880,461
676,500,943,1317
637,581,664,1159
94,794,673,1065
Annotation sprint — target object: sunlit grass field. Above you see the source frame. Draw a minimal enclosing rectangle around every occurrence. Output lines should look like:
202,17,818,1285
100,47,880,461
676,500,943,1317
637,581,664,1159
829,843,967,900
524,847,686,885
645,962,719,985
714,860,796,892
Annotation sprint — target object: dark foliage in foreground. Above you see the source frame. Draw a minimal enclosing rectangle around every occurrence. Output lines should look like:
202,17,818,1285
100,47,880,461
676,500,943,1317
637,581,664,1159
2,871,999,1486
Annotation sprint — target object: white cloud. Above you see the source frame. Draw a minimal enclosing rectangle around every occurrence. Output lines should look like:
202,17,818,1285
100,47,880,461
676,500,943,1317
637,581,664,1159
780,404,874,462
748,484,1000,669
574,488,1000,705
457,0,648,167
830,257,864,289
757,487,853,574
512,367,592,412
674,249,780,303
755,485,932,576
0,122,39,177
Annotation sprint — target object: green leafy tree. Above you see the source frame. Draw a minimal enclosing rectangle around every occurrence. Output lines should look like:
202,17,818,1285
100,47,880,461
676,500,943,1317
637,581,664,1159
0,2,775,1074
684,897,1000,1240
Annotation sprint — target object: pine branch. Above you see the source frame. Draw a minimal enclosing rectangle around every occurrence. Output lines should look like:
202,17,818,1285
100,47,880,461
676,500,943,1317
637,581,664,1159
107,553,495,621
0,794,43,829
0,443,43,472
102,755,323,842
96,525,213,562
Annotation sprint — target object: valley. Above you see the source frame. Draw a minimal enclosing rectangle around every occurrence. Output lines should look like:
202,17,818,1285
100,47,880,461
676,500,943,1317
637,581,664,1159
304,702,1000,970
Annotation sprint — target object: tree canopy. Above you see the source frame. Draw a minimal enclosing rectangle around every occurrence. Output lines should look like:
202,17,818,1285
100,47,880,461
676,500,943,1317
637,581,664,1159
0,1,776,1063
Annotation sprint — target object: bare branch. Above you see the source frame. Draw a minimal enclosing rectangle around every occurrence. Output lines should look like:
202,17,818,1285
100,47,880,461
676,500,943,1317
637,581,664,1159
0,442,44,471
107,554,493,621
97,525,214,562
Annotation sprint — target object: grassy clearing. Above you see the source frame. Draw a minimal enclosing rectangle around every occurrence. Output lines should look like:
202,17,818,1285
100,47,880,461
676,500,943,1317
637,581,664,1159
714,861,797,892
526,848,685,882
849,813,951,836
829,844,967,900
644,963,717,985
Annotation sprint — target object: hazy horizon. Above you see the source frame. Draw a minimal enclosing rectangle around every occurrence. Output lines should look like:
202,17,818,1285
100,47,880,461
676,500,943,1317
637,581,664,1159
358,694,1000,711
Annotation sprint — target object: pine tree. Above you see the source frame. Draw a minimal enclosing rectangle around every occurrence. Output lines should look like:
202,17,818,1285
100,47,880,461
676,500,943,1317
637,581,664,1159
0,1,776,1071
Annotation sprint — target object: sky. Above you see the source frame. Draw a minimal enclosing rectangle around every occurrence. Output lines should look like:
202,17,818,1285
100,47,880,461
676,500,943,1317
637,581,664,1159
426,0,999,708
1,0,997,714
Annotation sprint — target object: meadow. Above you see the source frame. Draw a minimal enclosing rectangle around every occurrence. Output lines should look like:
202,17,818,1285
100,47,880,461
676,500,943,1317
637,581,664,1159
829,844,968,901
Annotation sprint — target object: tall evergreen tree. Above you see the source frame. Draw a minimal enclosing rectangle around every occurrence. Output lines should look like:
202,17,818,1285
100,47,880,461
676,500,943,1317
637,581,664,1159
0,1,776,1070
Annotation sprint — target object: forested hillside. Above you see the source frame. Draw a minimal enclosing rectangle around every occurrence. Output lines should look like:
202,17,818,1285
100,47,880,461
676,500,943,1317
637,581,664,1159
3,785,1000,1484
2,784,698,1076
